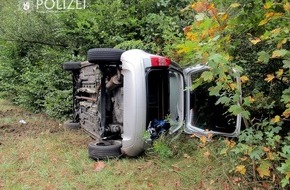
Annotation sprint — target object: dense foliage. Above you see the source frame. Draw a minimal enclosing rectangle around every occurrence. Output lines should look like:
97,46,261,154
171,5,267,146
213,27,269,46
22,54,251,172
0,0,191,118
0,0,289,188
176,0,289,188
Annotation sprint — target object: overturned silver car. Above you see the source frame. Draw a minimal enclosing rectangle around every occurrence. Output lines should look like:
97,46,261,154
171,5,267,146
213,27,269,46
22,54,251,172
63,48,242,159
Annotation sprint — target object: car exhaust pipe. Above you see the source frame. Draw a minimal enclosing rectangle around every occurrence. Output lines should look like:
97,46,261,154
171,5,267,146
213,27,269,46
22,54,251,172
106,70,122,90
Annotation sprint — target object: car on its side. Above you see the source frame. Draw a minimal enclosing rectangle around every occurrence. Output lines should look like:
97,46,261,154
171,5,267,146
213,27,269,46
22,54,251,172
63,48,242,159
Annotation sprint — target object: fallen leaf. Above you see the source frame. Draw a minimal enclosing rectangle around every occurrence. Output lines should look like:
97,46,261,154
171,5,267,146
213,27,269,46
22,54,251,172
147,182,154,188
233,177,242,184
268,152,274,160
190,134,196,138
175,180,181,188
204,151,211,158
200,136,207,144
262,182,271,189
240,156,248,161
225,139,236,148
263,147,270,152
257,161,271,178
207,133,213,140
235,165,246,175
94,161,106,172
191,1,208,12
171,164,182,172
250,38,261,45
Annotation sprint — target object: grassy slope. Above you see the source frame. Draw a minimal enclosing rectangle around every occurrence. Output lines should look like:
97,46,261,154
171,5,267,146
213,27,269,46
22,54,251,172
0,99,239,190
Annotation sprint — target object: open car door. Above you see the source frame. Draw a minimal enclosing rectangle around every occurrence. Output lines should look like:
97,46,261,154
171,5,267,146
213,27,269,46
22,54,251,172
183,64,242,137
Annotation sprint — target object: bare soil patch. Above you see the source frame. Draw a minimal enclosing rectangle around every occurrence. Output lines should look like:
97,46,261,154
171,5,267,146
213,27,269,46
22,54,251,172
0,101,62,139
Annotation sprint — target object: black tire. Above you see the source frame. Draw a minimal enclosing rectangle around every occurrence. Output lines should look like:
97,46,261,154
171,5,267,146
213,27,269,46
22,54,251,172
87,48,125,65
63,62,81,71
88,140,122,160
63,120,80,130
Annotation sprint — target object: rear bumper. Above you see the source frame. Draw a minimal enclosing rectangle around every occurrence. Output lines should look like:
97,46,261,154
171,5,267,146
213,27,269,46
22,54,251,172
120,50,147,156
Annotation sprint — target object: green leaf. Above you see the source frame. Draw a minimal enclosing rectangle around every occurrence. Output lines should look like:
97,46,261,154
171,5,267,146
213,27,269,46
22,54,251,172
229,105,243,115
243,97,254,107
281,88,290,104
216,96,231,105
272,49,289,58
201,71,213,82
209,85,222,96
191,78,203,90
209,53,227,64
257,51,270,64
250,148,264,160
241,111,250,119
281,145,290,158
283,60,290,69
281,178,289,188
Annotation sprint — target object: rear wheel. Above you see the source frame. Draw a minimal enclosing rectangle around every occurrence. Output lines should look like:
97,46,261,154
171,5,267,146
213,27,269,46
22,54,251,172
88,140,122,160
87,48,124,65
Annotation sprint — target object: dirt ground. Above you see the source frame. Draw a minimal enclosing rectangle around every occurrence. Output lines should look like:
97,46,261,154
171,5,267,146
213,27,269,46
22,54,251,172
0,109,60,136
0,100,92,147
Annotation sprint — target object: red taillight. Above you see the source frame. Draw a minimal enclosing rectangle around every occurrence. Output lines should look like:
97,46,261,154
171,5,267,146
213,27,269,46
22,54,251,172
150,56,171,67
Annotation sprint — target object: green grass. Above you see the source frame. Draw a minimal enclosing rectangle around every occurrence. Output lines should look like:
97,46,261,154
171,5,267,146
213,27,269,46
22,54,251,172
0,99,240,190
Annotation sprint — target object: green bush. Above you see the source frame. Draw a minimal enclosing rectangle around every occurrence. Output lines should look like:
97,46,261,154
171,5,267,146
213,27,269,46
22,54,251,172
44,90,73,120
176,0,290,188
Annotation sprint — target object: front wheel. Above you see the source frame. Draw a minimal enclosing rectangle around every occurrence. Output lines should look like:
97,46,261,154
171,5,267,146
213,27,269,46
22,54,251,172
88,140,122,160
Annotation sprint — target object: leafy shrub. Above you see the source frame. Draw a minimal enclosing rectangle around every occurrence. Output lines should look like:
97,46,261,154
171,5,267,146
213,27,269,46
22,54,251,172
176,0,289,188
44,90,73,120
0,0,188,119
114,40,148,51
